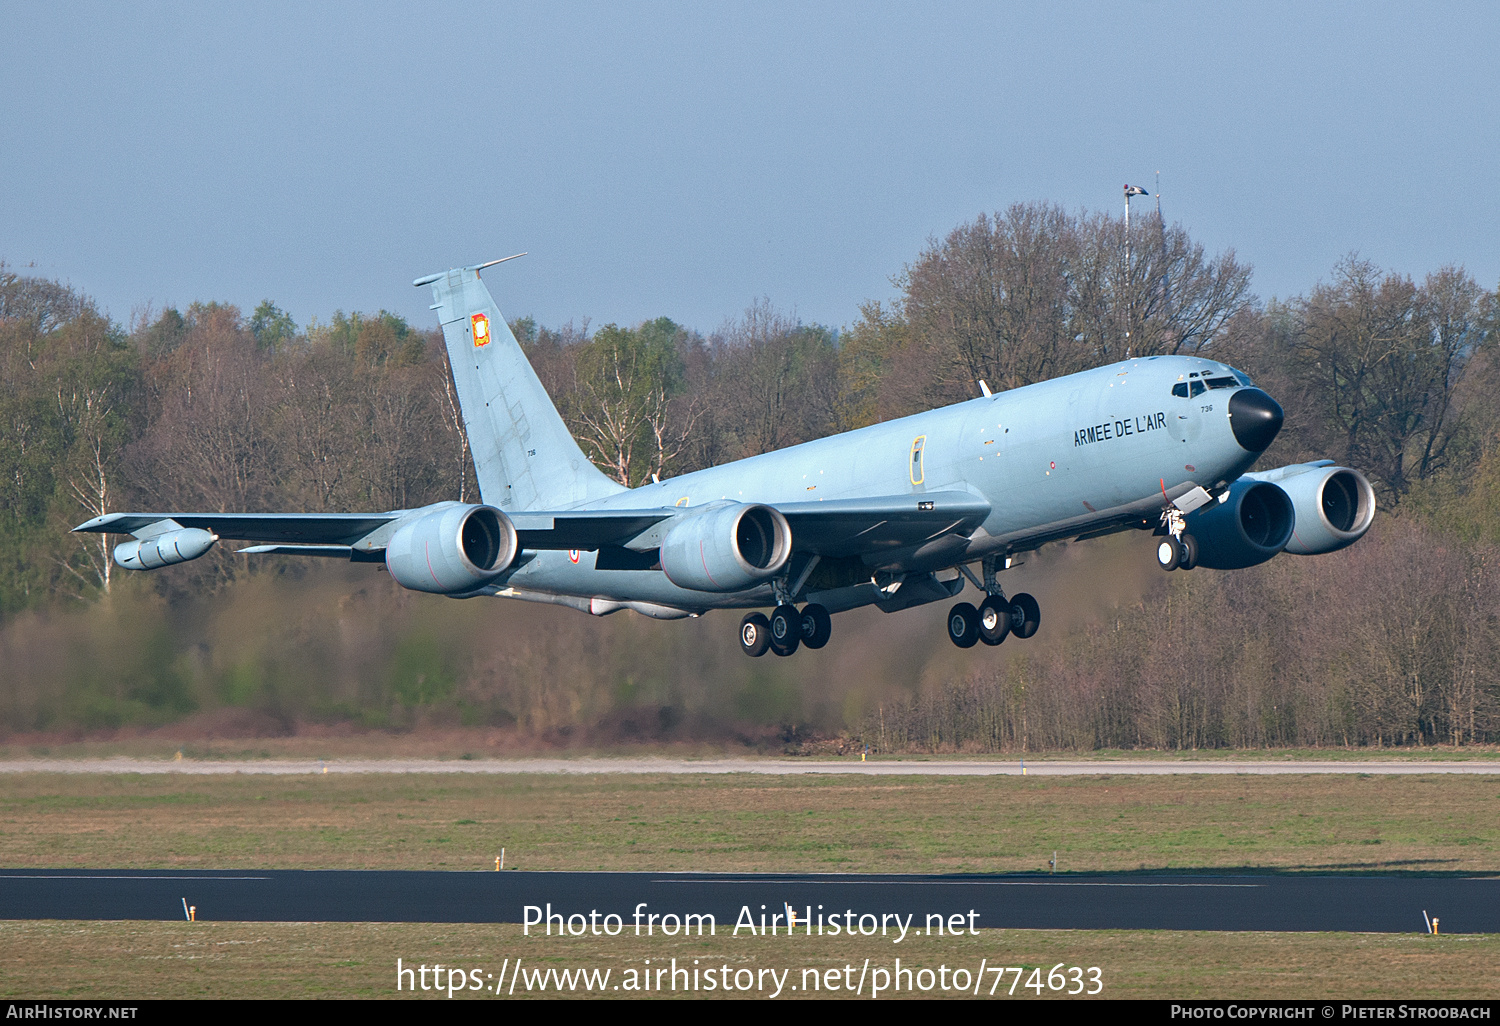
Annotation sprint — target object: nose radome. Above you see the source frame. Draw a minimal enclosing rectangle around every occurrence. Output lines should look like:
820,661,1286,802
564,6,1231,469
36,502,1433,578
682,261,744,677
1228,388,1284,452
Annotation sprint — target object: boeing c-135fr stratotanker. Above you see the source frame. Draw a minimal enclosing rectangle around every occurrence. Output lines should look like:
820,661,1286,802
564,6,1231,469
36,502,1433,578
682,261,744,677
75,259,1377,656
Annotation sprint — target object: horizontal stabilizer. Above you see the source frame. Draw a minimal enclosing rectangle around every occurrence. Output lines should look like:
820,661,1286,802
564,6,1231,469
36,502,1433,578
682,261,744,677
413,253,527,288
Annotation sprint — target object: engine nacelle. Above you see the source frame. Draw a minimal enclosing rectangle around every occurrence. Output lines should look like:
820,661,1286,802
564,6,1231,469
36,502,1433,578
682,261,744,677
659,502,792,592
384,503,517,595
113,528,217,570
1185,479,1295,569
1276,465,1376,555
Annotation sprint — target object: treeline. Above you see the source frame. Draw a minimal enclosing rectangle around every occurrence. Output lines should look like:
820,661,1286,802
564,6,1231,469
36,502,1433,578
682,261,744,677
1,200,1498,748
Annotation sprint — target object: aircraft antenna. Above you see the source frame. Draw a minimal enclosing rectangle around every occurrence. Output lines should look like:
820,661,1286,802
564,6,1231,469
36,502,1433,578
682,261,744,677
1124,183,1149,353
1156,172,1172,342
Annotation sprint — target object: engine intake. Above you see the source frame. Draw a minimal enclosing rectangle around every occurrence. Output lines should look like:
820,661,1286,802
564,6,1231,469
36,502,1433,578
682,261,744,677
659,502,792,593
1185,479,1295,569
385,503,517,594
1277,466,1376,555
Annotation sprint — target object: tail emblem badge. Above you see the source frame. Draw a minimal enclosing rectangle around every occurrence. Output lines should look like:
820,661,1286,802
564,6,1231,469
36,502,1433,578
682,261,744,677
471,312,491,347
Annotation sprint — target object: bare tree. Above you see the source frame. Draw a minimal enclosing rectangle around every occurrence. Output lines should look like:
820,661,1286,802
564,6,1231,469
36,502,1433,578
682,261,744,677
902,203,1254,405
567,319,697,486
1295,258,1493,499
60,388,116,597
709,300,836,457
435,349,472,503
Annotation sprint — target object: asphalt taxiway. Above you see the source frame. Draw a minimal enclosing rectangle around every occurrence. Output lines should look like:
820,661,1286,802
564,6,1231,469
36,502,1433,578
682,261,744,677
2,758,1498,775
1,870,1492,933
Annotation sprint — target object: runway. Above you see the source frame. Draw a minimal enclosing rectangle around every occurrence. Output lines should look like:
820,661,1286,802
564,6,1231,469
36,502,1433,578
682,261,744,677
2,758,1498,775
1,870,1493,933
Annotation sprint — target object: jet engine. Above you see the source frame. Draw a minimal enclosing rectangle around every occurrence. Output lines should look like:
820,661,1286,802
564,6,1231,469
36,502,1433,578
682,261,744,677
384,503,517,594
1184,479,1295,569
659,502,792,592
1276,465,1376,555
113,528,217,570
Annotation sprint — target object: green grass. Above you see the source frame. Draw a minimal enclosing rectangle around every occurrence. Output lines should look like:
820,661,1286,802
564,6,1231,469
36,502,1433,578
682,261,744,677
3,736,1497,761
3,773,1497,1000
0,921,1493,1000
0,772,1495,874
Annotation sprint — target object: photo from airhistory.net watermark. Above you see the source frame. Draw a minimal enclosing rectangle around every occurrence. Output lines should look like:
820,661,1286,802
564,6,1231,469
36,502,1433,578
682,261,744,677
393,900,1108,998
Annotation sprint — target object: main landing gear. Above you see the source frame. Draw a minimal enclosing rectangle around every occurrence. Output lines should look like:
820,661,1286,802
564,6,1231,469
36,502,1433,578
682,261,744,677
739,603,832,657
947,556,1041,649
1156,507,1199,572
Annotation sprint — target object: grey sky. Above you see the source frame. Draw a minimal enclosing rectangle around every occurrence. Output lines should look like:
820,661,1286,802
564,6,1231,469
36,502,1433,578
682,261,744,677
2,2,1496,336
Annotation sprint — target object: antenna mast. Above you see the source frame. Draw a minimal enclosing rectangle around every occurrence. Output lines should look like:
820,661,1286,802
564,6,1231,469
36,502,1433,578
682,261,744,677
1156,172,1172,345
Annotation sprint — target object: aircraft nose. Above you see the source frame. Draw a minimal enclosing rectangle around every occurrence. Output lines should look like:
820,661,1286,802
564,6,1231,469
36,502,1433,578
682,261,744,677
1228,388,1284,453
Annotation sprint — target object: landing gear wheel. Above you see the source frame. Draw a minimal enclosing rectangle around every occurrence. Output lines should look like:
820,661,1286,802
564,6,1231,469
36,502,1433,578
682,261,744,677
768,604,801,656
1156,537,1181,572
947,602,980,649
739,612,770,657
1009,592,1041,639
1179,534,1199,571
799,603,832,649
977,596,1011,646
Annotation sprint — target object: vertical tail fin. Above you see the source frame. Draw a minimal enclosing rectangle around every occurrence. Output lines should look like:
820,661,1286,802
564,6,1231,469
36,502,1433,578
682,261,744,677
418,262,625,511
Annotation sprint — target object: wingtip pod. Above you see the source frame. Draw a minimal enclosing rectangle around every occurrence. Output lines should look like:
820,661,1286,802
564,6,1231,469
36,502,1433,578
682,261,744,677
113,528,218,571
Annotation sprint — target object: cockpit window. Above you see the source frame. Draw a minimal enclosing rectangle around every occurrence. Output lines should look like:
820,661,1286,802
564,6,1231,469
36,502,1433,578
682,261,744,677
1204,376,1239,390
1172,381,1207,398
1172,382,1188,398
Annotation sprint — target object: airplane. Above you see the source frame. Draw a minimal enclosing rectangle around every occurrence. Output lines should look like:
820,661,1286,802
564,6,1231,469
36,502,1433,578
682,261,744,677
74,260,1377,657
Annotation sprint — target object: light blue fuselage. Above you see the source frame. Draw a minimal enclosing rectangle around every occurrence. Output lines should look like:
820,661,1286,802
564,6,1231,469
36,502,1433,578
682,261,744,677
503,354,1260,613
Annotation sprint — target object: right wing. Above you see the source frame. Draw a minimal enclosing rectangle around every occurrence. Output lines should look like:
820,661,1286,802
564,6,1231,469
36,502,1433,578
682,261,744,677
74,507,677,559
74,512,399,546
75,491,992,566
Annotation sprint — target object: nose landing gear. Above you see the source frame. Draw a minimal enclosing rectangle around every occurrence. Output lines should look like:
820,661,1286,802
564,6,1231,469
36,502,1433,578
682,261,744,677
1156,507,1198,572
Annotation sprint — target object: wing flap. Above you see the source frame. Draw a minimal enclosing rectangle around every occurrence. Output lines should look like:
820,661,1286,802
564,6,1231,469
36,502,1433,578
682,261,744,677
511,511,673,551
772,490,991,557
